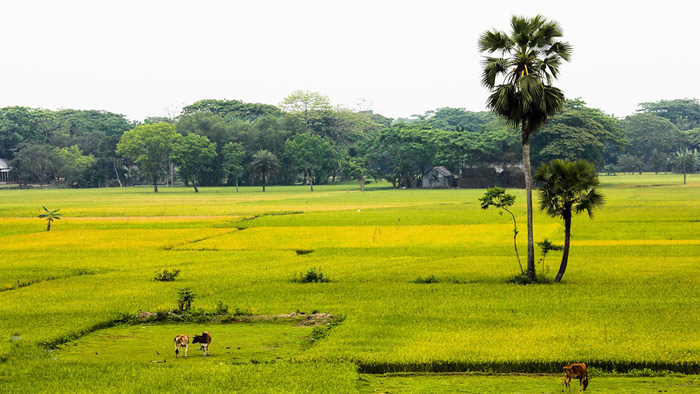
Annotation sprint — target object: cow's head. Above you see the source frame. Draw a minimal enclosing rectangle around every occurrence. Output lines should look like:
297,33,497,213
582,376,589,390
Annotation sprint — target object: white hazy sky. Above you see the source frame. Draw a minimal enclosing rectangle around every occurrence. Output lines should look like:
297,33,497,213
1,0,697,122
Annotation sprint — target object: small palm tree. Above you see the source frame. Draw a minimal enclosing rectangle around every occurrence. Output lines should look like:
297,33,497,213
535,159,605,282
479,15,572,281
246,150,281,192
38,206,62,231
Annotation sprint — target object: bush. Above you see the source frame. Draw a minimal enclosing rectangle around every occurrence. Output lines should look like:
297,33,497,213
413,275,439,284
154,269,180,282
215,300,229,314
292,267,329,283
176,288,196,312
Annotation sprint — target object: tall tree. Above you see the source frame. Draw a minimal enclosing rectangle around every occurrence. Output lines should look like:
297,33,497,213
116,122,180,192
479,15,572,280
535,159,605,282
181,99,281,122
285,133,334,191
622,113,680,172
10,143,58,187
280,90,332,131
54,146,96,187
176,112,235,186
246,150,281,192
637,98,700,131
171,134,217,192
222,142,246,192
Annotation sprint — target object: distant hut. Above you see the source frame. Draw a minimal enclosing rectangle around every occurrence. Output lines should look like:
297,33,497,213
0,158,14,183
422,166,455,188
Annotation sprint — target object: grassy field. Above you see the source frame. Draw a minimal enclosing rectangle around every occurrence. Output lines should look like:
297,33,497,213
0,173,699,392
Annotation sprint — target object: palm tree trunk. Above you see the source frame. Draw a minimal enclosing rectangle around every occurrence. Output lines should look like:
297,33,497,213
193,182,199,193
262,173,266,192
235,176,239,193
522,136,536,280
153,177,158,193
555,212,572,283
46,220,51,232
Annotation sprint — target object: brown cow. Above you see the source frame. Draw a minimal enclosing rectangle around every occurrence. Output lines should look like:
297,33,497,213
562,363,589,392
173,334,189,358
192,331,212,356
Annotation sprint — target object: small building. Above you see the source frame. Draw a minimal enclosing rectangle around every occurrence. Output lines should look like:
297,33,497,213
422,166,455,188
0,158,13,183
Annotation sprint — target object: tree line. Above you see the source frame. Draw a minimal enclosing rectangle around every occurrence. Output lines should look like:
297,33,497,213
2,92,699,190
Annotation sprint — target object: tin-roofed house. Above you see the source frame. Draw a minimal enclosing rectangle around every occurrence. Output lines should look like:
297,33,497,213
0,158,15,183
422,166,455,188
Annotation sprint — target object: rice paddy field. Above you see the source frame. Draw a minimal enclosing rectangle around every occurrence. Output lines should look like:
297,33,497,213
1,173,699,393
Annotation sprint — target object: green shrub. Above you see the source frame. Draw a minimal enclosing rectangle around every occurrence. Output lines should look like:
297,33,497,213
413,275,439,284
154,269,180,282
176,288,196,312
292,267,329,283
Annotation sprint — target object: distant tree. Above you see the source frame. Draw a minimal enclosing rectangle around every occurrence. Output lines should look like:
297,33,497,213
617,154,644,174
54,146,96,186
479,15,572,281
176,112,236,186
222,142,246,192
116,122,180,192
532,99,625,168
171,134,217,192
280,90,332,131
422,107,496,131
535,159,605,282
0,107,53,158
479,187,523,275
285,133,334,191
622,113,680,172
181,99,282,122
246,150,281,192
637,98,700,131
674,148,700,184
10,143,58,186
344,157,375,191
38,206,62,232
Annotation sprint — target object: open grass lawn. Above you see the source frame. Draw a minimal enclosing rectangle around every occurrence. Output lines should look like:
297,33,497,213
0,173,699,392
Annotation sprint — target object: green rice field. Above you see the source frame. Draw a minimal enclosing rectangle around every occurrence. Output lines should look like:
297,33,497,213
0,173,699,392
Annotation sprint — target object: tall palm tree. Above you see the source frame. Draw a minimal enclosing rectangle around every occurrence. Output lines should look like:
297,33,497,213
246,150,281,192
479,15,572,280
38,206,62,232
535,159,605,282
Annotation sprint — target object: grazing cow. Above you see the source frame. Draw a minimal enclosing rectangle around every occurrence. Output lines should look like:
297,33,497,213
562,363,589,392
173,334,189,358
192,331,212,356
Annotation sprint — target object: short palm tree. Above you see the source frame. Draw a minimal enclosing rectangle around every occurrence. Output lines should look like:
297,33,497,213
38,206,62,231
535,159,605,282
246,150,281,192
479,15,571,281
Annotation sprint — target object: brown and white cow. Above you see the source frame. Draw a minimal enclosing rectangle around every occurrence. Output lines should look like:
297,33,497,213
173,334,189,358
192,331,212,356
562,363,589,392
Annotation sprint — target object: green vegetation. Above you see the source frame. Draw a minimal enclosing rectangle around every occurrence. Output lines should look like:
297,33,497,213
37,205,62,231
535,159,605,282
0,175,699,392
479,14,571,281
